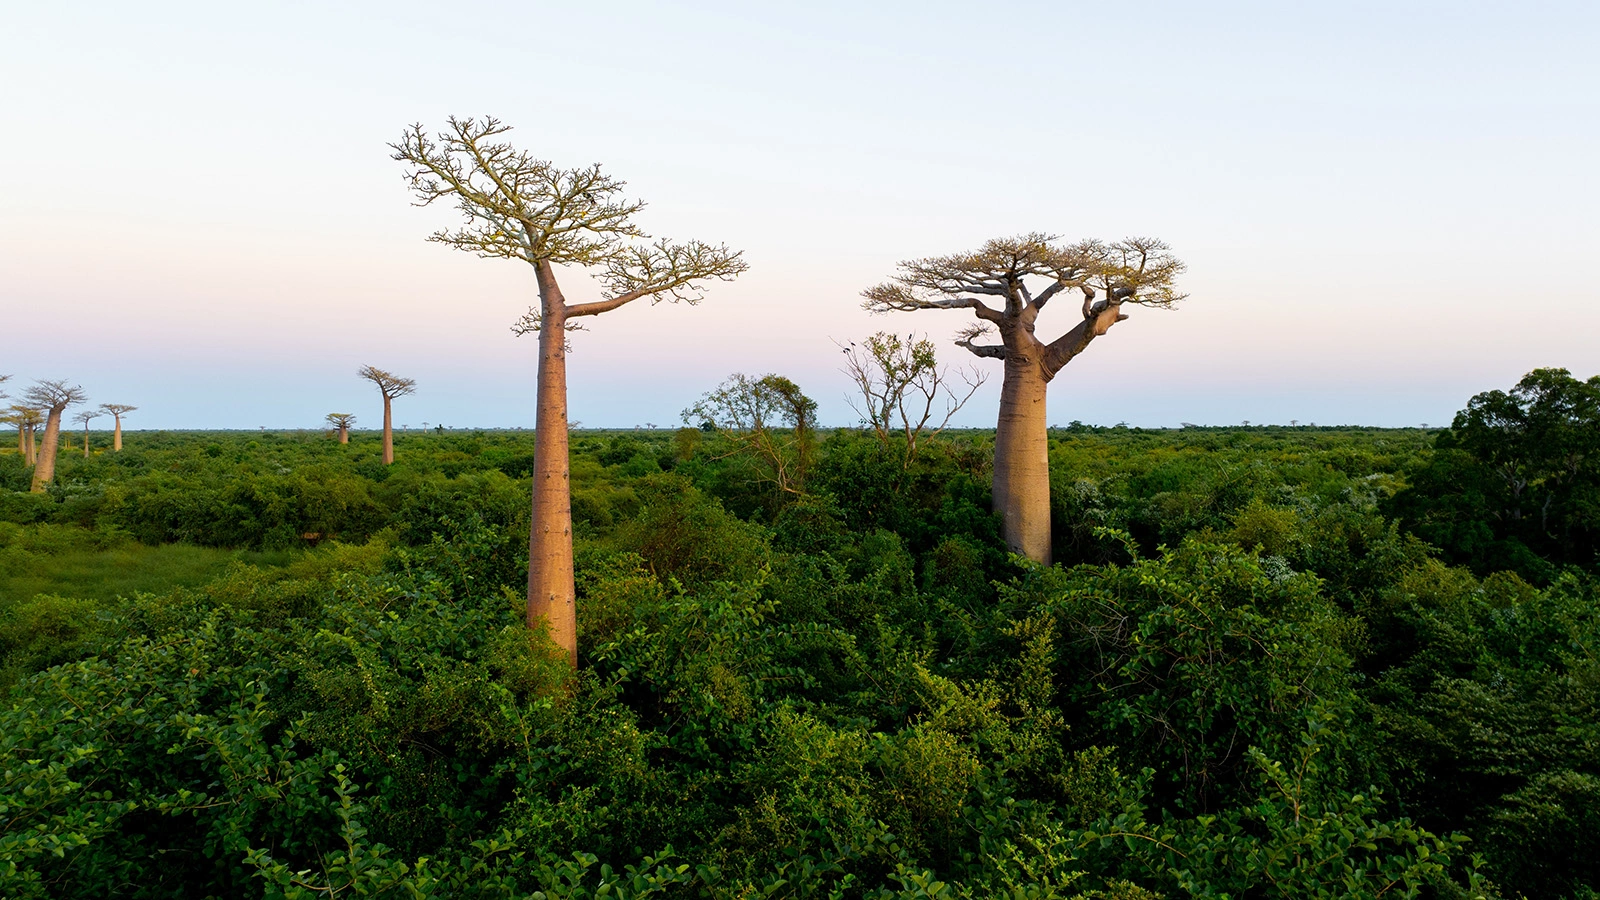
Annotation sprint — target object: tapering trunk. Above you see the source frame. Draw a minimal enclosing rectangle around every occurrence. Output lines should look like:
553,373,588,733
83,425,90,458
382,397,394,464
992,350,1053,564
24,427,35,465
113,416,123,451
338,424,349,444
527,259,577,666
30,409,64,492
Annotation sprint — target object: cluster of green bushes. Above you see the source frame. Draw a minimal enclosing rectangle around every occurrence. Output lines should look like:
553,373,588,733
2,384,1597,896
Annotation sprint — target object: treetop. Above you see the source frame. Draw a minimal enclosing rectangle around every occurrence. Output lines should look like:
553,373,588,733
357,365,417,399
23,379,88,411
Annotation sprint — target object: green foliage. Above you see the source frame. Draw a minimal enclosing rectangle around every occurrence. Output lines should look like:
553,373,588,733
0,413,1594,896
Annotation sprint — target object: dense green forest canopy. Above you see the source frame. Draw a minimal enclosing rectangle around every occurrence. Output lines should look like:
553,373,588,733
2,368,1598,898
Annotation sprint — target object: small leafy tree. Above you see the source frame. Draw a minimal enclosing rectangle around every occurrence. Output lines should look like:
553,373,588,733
22,380,87,492
686,373,818,497
839,331,985,468
357,366,415,465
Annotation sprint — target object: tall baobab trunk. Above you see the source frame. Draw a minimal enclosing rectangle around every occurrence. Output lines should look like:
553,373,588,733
382,397,394,464
24,426,35,466
528,260,577,666
83,424,91,457
113,417,123,451
31,409,64,492
338,423,349,444
992,345,1053,564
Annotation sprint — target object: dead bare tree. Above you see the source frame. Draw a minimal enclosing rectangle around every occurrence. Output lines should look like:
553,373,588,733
393,116,747,665
72,409,99,458
99,404,136,451
23,380,89,492
863,235,1185,563
326,412,356,444
357,366,415,465
839,331,986,469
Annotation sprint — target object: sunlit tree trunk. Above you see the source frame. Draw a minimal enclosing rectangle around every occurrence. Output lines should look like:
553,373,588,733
82,423,90,457
113,416,123,451
338,424,349,444
527,259,577,666
24,426,35,465
381,397,394,465
31,409,64,492
992,346,1053,564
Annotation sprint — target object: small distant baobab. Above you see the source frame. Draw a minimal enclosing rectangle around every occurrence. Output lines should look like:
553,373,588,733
357,365,415,465
72,409,99,457
326,412,356,444
100,404,137,451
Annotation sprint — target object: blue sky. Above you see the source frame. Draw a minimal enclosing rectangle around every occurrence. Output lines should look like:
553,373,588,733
3,1,1597,428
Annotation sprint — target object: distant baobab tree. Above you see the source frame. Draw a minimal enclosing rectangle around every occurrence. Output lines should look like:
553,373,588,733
357,365,415,465
23,380,88,492
863,234,1185,563
326,412,356,444
393,115,748,665
100,404,136,451
7,406,43,464
72,409,99,458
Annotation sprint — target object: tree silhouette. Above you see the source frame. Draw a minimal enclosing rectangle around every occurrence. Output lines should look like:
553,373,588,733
326,412,356,444
99,404,136,451
72,409,99,458
23,380,88,492
863,234,1185,563
357,366,415,465
393,116,748,664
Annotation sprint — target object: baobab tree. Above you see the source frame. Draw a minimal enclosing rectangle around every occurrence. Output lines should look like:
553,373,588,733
100,404,137,451
72,409,99,458
7,406,43,464
326,412,356,444
392,116,748,664
864,234,1185,563
357,366,415,465
23,380,88,492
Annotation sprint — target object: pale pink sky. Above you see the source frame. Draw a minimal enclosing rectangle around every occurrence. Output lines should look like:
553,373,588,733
3,1,1597,428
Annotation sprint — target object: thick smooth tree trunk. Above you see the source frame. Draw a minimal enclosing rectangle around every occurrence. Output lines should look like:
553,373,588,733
83,426,90,458
338,424,349,444
113,417,123,451
527,260,577,666
24,428,35,466
381,397,394,465
992,352,1053,564
30,410,64,492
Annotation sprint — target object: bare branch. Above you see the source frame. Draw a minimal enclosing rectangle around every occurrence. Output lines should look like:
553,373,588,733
566,238,748,318
23,379,88,413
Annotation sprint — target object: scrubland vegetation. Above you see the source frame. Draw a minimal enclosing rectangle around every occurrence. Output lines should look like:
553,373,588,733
3,366,1597,898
